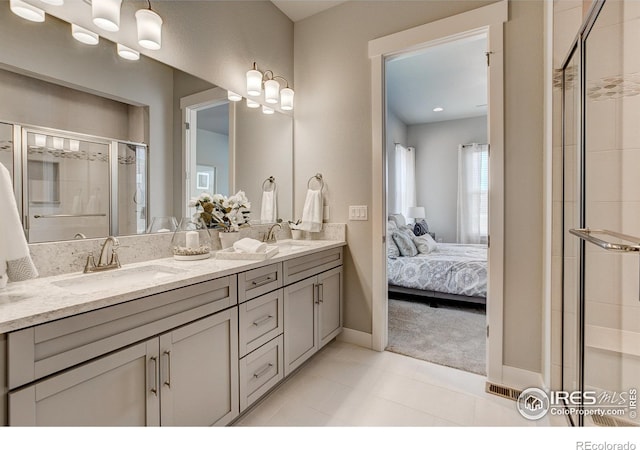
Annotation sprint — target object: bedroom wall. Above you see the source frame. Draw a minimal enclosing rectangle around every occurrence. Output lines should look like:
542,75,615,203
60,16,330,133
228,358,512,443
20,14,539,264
408,116,487,243
386,109,409,216
295,0,545,375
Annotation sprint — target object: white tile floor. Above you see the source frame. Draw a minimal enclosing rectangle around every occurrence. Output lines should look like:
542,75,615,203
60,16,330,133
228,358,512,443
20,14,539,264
235,340,569,427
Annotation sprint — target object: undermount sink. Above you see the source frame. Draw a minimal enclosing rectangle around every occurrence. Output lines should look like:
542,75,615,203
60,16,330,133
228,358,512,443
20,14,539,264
275,240,314,252
52,265,187,294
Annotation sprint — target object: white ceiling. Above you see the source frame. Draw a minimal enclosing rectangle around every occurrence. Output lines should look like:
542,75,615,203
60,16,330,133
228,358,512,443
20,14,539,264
271,0,347,22
386,34,488,125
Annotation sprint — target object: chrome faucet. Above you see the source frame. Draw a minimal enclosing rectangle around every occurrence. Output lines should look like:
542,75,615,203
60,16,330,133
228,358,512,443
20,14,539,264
84,236,121,273
264,224,282,244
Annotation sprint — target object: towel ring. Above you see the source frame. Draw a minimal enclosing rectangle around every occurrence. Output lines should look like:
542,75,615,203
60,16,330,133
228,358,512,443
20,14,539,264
262,176,276,192
307,173,324,192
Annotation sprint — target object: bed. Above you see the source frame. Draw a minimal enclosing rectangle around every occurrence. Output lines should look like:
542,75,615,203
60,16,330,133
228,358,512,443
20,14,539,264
388,243,487,304
386,211,488,308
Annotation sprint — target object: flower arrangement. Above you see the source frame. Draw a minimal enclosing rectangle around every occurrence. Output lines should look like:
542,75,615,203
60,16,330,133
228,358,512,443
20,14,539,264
189,191,251,232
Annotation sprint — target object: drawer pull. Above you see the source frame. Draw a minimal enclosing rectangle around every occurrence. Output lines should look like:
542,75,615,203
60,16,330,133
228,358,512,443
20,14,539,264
149,356,158,396
253,315,274,327
314,283,320,304
253,363,274,379
251,275,274,287
318,283,324,303
163,350,172,388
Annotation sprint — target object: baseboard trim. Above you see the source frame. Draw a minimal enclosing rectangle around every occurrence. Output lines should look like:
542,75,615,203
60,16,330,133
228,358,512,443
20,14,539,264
337,328,373,349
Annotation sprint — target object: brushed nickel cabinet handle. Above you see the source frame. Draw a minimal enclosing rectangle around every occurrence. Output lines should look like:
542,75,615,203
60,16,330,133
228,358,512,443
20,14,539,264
163,350,172,388
149,356,158,396
314,283,319,304
319,283,324,303
251,275,273,287
253,363,274,379
253,315,273,327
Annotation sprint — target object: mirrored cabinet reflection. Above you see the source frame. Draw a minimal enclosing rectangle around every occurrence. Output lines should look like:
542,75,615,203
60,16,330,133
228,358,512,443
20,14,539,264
0,122,147,243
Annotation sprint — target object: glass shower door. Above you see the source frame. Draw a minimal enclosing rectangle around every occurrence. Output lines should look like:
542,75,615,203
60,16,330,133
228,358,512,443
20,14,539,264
117,142,147,235
580,0,640,427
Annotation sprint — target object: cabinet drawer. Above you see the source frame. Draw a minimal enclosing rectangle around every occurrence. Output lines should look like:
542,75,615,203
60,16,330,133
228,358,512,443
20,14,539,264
239,335,283,412
283,247,343,285
237,263,282,303
239,290,283,358
8,275,237,390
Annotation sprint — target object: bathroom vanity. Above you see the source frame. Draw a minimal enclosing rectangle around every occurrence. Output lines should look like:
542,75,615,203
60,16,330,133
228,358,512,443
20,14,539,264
0,240,344,426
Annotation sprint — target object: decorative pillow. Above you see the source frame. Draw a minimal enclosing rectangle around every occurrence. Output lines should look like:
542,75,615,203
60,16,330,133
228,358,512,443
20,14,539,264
388,213,406,228
413,233,438,254
387,240,400,258
413,219,430,236
392,230,418,257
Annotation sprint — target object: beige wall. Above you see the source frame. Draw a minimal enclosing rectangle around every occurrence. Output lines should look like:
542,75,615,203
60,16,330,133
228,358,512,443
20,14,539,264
295,0,546,373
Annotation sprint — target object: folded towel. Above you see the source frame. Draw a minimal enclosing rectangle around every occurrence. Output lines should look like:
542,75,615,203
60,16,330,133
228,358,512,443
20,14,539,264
233,238,267,254
0,164,38,287
260,190,277,223
299,189,323,232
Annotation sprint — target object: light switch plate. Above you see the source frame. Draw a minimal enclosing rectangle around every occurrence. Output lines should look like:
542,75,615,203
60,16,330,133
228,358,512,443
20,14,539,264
349,205,368,221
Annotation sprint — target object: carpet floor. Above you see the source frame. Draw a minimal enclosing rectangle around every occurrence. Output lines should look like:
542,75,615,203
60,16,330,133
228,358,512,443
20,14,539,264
386,298,486,375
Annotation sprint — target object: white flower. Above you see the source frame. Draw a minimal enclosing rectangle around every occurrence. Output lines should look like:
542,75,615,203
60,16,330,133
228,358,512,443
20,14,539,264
198,192,212,203
212,193,224,203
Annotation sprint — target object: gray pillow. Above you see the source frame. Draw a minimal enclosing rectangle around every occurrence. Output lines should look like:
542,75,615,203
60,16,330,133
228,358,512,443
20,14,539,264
413,233,438,254
392,230,418,257
387,240,400,258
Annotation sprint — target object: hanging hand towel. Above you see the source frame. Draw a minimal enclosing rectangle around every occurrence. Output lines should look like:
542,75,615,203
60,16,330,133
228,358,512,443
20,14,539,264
260,190,277,224
0,164,38,288
299,189,323,232
233,238,267,254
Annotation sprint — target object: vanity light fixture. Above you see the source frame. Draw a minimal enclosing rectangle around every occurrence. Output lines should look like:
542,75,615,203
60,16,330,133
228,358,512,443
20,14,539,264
433,107,444,112
40,0,64,5
246,63,263,97
92,0,122,32
245,62,295,110
117,43,140,61
135,1,163,50
227,91,242,102
72,24,99,45
246,98,260,109
10,0,45,22
262,105,274,115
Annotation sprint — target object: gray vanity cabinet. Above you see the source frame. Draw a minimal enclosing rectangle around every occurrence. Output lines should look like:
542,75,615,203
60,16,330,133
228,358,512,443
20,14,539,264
159,308,238,426
9,338,160,426
283,248,343,377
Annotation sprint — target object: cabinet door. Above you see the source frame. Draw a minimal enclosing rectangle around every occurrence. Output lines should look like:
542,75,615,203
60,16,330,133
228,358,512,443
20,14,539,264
318,267,343,348
9,339,159,426
283,276,318,376
159,308,239,426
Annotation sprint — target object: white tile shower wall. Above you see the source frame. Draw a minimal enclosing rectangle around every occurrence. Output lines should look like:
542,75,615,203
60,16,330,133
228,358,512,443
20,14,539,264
26,223,346,278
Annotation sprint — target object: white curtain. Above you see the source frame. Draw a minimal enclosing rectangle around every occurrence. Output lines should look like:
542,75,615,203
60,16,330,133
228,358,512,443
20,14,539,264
394,144,416,219
457,143,489,244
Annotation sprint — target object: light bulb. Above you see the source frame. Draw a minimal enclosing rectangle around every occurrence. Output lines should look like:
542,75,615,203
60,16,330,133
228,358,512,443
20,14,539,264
92,0,122,32
10,0,45,22
246,66,263,97
264,79,280,104
280,87,294,111
227,91,242,102
135,8,163,50
246,98,260,109
262,105,274,115
117,44,140,61
72,24,99,45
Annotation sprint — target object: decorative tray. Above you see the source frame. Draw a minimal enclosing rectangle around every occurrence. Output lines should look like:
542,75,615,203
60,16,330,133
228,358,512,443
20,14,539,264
215,246,279,260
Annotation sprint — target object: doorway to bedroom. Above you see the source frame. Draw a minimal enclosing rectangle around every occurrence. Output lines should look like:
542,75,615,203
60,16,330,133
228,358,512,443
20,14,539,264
384,33,489,376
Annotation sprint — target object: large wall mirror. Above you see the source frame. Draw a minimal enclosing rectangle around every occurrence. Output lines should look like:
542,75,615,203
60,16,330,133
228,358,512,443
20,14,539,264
0,9,293,243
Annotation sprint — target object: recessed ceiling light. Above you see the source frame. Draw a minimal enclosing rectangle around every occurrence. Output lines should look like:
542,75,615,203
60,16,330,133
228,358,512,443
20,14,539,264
433,107,444,112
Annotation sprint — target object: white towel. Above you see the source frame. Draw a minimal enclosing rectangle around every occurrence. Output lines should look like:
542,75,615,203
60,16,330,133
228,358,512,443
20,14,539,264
233,238,267,254
260,190,277,224
0,164,38,287
300,189,323,232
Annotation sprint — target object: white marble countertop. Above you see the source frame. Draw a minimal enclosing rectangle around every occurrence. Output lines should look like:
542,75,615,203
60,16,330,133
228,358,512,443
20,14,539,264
0,239,346,334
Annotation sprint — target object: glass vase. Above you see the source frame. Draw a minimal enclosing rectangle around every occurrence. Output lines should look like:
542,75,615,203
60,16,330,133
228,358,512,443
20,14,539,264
218,230,240,249
171,217,211,260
